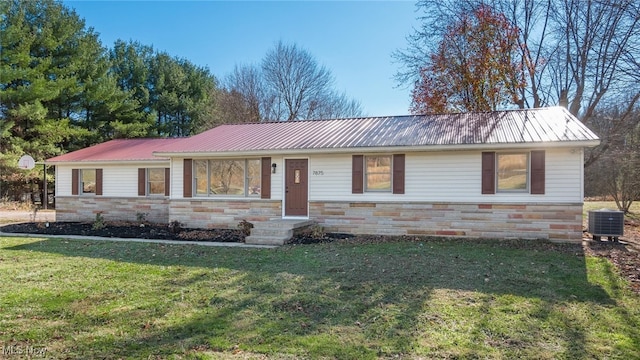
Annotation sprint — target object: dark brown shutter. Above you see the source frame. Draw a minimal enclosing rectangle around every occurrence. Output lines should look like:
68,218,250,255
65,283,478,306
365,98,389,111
71,169,79,195
164,168,170,196
138,168,146,196
95,169,103,195
183,159,192,198
352,155,364,194
481,152,496,194
392,154,405,194
261,157,271,199
530,150,545,194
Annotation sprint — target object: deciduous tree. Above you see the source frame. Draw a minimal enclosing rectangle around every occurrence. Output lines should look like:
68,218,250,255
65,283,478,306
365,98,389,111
396,0,640,165
218,41,363,122
585,107,640,213
409,4,524,113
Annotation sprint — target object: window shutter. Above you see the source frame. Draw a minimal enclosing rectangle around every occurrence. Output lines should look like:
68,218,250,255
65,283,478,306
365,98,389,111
71,169,79,195
481,152,496,194
183,159,192,198
530,150,545,194
352,155,363,194
164,168,170,196
138,168,146,196
95,169,103,196
392,154,405,194
261,157,271,199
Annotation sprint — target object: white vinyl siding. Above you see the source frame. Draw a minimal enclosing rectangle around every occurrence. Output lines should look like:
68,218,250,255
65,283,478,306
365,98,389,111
270,158,283,200
55,163,168,197
172,158,184,199
56,148,582,204
308,148,583,203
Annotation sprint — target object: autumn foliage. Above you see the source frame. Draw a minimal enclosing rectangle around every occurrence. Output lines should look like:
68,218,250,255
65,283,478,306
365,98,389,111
410,4,525,114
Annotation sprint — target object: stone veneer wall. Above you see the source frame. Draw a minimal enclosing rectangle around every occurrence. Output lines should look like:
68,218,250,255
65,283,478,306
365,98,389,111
56,196,170,223
170,199,282,229
310,201,583,242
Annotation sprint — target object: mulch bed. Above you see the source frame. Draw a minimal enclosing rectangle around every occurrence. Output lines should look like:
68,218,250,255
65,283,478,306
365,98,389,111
0,221,245,243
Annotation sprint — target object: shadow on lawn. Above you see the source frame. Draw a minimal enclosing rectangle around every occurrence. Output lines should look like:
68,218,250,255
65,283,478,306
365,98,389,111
4,237,624,358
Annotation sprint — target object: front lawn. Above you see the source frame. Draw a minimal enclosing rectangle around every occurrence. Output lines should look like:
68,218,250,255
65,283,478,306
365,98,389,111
1,236,638,359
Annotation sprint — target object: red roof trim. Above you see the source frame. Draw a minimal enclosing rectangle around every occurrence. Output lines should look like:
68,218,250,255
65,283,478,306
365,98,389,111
46,138,183,163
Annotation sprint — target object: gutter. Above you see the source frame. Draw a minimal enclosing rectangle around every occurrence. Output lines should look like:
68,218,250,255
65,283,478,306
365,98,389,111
44,159,171,166
152,140,601,158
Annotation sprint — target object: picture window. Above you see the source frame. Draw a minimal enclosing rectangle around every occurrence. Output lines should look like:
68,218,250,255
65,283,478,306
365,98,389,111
365,155,391,192
194,159,261,197
497,153,528,192
81,169,96,194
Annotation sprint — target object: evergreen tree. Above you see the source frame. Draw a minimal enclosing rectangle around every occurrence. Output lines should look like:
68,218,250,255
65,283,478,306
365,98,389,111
0,0,93,199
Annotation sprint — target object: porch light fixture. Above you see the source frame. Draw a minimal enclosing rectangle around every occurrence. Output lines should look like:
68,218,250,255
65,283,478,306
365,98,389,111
272,163,277,174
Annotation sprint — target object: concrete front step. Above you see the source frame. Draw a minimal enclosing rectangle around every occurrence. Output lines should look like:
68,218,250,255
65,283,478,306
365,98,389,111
250,228,294,238
245,218,316,245
244,235,291,246
256,219,316,229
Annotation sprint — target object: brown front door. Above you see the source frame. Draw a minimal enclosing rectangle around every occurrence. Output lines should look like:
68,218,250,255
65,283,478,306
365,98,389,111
285,159,308,217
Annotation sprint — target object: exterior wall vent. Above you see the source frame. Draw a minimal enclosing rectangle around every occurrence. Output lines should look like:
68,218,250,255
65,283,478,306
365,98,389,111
588,209,624,241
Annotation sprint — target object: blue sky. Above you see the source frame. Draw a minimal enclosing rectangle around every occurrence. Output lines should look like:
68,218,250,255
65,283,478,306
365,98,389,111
64,1,421,117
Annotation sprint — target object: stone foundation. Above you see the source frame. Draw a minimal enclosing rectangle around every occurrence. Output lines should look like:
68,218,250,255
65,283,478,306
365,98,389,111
310,201,583,242
55,196,170,224
170,199,282,229
54,197,583,242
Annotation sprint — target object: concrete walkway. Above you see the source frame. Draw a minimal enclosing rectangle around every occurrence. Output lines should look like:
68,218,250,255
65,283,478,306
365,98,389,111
0,231,277,248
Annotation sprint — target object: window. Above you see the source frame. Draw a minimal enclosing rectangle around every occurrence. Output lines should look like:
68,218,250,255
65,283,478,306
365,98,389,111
482,151,545,195
147,168,165,195
72,169,102,195
247,159,261,195
195,160,208,196
496,153,528,191
194,159,261,197
352,154,404,194
139,168,169,196
365,155,392,192
81,169,96,194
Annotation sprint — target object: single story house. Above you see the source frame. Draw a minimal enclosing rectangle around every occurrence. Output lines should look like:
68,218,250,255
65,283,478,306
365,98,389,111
46,107,599,242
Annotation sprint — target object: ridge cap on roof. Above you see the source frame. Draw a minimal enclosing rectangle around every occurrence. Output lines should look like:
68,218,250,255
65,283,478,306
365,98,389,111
220,107,567,126
215,114,420,126
412,106,566,116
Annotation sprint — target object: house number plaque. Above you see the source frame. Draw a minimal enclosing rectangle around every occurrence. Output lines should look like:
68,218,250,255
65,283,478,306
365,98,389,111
312,170,324,176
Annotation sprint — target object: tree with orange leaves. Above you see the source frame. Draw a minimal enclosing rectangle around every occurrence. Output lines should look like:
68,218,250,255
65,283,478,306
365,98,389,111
410,4,525,114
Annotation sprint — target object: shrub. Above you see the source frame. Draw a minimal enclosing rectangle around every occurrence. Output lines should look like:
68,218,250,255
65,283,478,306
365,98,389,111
309,224,326,239
237,220,254,236
92,212,106,230
136,212,148,225
168,220,183,234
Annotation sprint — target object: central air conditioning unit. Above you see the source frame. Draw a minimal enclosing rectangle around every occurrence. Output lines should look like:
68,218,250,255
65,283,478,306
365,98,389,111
588,209,624,241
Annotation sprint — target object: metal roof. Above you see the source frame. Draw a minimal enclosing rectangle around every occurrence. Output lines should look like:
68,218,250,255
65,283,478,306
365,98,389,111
46,107,600,163
156,107,599,155
46,138,182,163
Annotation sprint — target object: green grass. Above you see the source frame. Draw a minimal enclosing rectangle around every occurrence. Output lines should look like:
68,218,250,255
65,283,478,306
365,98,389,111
1,236,639,359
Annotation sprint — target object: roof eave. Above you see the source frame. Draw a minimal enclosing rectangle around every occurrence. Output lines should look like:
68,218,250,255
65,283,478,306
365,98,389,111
45,159,170,166
153,139,601,158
